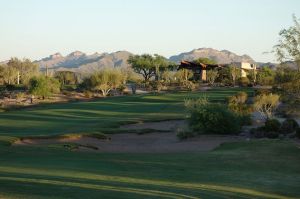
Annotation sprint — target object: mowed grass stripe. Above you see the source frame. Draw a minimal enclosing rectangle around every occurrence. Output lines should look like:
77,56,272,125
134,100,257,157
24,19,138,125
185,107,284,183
0,166,294,199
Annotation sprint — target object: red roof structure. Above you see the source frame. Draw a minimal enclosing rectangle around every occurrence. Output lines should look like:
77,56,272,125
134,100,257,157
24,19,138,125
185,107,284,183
178,60,226,81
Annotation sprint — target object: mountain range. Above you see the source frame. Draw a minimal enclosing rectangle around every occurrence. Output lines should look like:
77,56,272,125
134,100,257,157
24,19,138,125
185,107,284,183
31,48,256,73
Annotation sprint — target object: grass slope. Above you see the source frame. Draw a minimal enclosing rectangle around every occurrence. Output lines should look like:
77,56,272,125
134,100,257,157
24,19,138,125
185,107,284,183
0,140,299,198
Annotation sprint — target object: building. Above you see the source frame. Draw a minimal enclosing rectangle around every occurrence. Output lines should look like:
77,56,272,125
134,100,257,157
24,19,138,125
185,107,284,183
231,62,257,78
178,60,257,81
178,60,224,81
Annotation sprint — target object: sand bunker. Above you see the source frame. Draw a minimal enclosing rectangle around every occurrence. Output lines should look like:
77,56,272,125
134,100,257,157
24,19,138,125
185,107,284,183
14,120,244,153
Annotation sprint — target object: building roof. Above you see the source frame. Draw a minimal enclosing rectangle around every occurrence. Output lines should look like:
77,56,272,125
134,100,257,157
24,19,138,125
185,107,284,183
178,60,225,70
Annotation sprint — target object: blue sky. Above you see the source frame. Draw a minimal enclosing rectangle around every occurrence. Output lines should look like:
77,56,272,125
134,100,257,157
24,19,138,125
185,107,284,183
0,0,299,62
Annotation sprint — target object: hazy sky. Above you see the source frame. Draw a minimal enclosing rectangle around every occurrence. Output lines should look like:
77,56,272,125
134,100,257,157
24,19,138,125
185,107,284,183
0,0,300,62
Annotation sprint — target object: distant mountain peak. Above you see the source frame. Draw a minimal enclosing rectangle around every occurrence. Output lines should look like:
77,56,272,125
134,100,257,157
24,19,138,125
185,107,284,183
36,50,133,73
169,48,255,64
49,52,63,59
68,51,85,57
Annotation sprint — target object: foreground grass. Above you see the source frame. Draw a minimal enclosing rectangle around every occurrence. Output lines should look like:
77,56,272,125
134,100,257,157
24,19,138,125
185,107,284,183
0,140,299,198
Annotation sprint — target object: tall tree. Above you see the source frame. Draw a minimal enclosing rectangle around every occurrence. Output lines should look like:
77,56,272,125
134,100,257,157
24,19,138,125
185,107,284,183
85,68,124,97
274,14,300,71
128,54,170,82
128,54,155,82
153,54,170,81
6,57,39,86
55,71,78,85
229,65,241,86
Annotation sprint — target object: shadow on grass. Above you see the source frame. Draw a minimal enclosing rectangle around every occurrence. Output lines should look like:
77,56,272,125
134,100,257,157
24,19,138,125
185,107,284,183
0,166,294,199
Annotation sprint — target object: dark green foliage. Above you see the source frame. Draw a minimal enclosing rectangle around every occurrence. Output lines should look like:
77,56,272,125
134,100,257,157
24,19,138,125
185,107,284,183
251,126,280,139
127,54,171,82
188,103,241,135
176,128,195,140
296,127,300,138
251,119,281,139
54,71,78,85
29,76,60,99
264,119,281,132
257,66,275,86
280,119,299,134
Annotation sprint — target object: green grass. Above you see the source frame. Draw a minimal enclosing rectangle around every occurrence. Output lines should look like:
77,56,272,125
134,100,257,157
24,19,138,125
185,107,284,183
0,88,254,138
0,140,299,198
1,88,299,198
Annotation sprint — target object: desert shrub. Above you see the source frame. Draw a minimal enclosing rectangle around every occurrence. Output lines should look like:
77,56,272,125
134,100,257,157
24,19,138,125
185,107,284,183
296,127,300,139
254,93,280,119
239,77,250,87
184,96,209,111
29,76,60,99
84,90,93,98
228,92,252,125
255,89,271,96
184,81,196,91
228,92,251,114
280,119,299,134
150,81,163,92
188,103,241,135
251,119,281,139
264,119,281,132
16,92,25,100
176,128,195,140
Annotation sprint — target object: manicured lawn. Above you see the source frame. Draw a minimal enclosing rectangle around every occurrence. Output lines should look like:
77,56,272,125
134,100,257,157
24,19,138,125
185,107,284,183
0,88,253,138
1,88,299,198
0,140,299,198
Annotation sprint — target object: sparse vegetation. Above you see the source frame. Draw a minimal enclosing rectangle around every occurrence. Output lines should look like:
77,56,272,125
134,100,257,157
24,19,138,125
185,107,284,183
254,93,280,119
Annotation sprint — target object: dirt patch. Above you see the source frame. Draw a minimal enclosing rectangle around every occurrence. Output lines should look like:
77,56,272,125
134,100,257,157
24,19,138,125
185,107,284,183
121,120,187,131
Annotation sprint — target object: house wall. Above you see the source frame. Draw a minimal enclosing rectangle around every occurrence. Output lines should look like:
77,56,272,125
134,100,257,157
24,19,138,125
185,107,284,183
232,62,257,77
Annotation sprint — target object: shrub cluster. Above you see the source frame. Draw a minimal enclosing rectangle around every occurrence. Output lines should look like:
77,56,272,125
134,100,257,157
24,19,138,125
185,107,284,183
251,118,299,139
187,102,242,135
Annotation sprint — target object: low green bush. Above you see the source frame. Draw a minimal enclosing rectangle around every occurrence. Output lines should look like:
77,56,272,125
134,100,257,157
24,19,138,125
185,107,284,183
251,126,279,139
280,119,299,134
188,103,241,135
264,119,281,132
